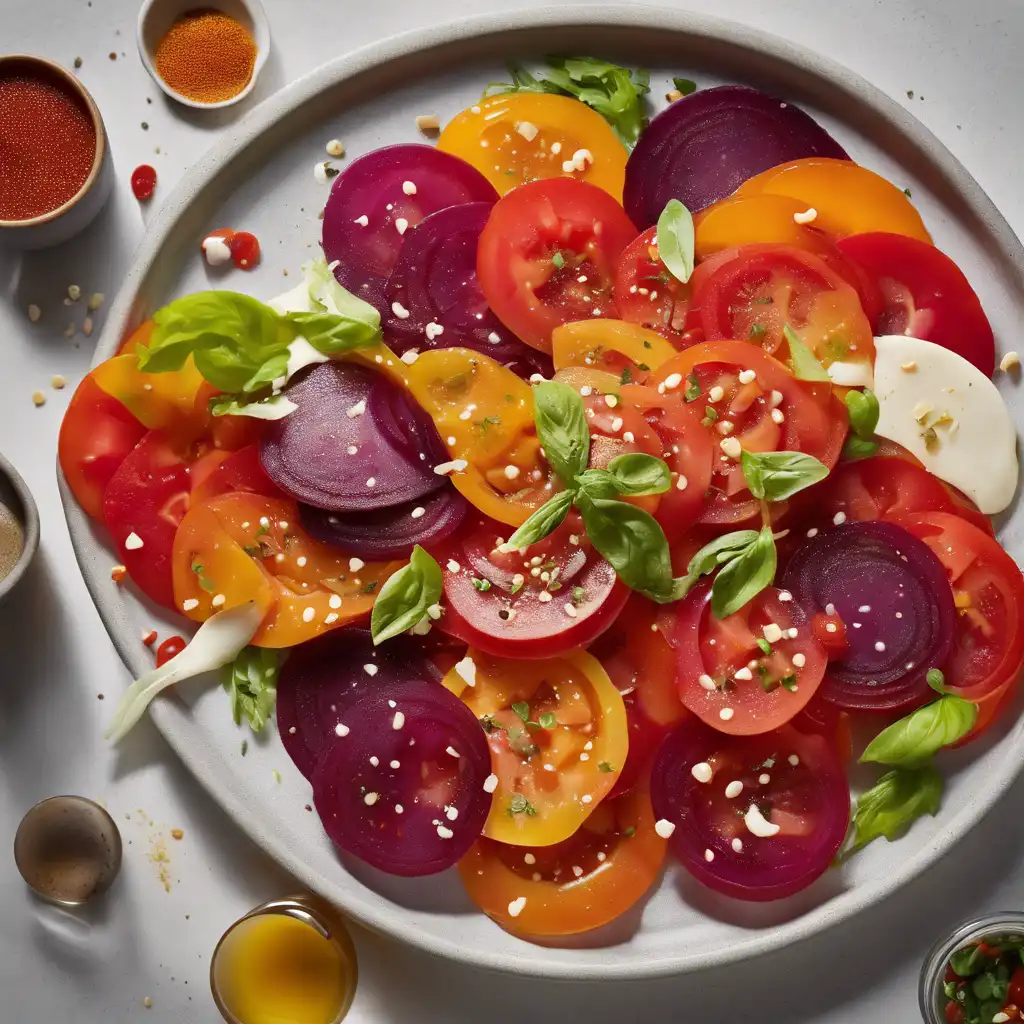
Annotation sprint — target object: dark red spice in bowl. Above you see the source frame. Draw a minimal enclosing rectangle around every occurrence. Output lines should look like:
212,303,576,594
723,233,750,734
0,63,97,222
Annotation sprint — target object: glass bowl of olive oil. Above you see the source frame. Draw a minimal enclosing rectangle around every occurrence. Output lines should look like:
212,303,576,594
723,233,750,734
0,452,39,602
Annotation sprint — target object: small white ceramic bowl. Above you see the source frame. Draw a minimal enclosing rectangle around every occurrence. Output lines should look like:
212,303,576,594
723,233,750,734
0,55,113,251
0,451,39,603
136,0,271,110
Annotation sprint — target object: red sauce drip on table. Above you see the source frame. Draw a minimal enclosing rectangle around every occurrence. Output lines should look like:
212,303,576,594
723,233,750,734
131,164,157,201
0,73,96,221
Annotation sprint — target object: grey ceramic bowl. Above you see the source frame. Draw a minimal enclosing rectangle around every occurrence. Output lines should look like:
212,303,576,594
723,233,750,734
0,452,39,602
0,55,113,251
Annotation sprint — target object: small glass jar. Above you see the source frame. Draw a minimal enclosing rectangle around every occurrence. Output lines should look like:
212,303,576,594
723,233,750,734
211,895,358,1024
919,912,1024,1022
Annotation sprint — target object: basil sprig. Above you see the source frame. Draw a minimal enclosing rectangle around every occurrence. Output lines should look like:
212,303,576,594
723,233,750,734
370,545,442,644
842,764,943,858
532,379,590,483
842,386,881,462
740,450,829,503
783,324,830,382
656,199,695,285
860,692,977,769
222,646,282,733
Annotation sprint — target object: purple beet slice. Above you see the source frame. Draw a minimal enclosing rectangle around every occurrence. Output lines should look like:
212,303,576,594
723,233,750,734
311,675,493,876
384,202,554,380
321,144,498,313
299,486,470,561
781,520,956,712
276,628,441,781
260,362,444,512
624,85,849,225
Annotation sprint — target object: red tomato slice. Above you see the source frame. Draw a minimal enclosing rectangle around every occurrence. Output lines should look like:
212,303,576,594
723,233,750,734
612,226,695,341
836,232,996,376
59,374,147,521
790,694,853,762
694,244,875,372
647,340,845,526
588,594,687,796
457,783,666,938
438,516,628,659
670,582,828,735
190,444,284,506
103,430,197,608
477,178,638,353
890,511,1024,703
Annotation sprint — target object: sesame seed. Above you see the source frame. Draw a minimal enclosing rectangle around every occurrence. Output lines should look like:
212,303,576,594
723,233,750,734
762,623,783,644
663,372,683,390
655,819,676,839
369,756,379,767
704,848,715,862
725,780,744,799
433,459,468,476
1000,351,1021,372
347,399,366,418
335,723,349,736
833,512,847,526
744,804,781,837
788,754,800,766
771,408,785,424
211,594,226,608
564,603,578,618
792,652,806,668
793,207,818,224
581,794,592,804
733,667,753,682
719,707,735,721
738,369,757,384
324,613,339,625
392,712,406,730
504,465,520,480
699,674,716,691
395,217,409,235
354,215,369,227
691,762,713,783
483,774,499,793
524,853,536,865
395,804,404,814
402,180,418,195
759,773,771,785
302,607,315,623
720,437,742,460
731,838,744,853
604,393,618,408
436,825,454,839
874,641,886,652
349,557,365,572
182,598,199,612
363,664,378,676
364,792,379,806
901,361,918,372
507,897,527,918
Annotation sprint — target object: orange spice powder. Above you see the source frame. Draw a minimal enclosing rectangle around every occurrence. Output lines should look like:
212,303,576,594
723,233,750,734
154,9,256,105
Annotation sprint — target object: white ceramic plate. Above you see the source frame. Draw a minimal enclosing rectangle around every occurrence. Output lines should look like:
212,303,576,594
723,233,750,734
59,5,1024,979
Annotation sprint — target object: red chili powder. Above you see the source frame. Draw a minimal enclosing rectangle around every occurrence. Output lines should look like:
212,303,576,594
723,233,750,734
0,71,96,221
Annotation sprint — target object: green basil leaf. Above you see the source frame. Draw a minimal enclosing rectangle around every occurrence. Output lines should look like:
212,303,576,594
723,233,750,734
605,453,672,496
672,77,697,96
841,436,879,462
740,450,829,502
783,324,830,382
574,469,620,501
844,765,943,857
488,57,651,145
498,490,574,553
140,292,298,393
576,495,674,602
209,394,298,420
669,530,759,601
950,946,987,978
860,695,978,768
656,199,695,285
285,258,381,353
710,525,777,618
221,646,283,734
845,387,880,439
370,545,443,644
926,668,947,694
532,380,590,484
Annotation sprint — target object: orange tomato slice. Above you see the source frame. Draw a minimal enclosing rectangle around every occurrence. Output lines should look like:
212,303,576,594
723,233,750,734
443,649,628,847
694,193,827,259
438,93,627,201
551,319,679,377
735,158,931,242
172,493,401,648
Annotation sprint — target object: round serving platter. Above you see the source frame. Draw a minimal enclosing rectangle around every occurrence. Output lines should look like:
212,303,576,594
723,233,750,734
59,4,1024,980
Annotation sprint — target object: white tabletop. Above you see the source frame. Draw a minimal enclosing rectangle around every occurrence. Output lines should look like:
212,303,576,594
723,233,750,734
2,0,1024,1020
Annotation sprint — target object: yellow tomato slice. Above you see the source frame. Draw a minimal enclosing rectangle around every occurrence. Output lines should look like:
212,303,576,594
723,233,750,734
172,493,400,648
94,321,205,430
443,649,628,847
694,194,826,260
438,93,627,201
551,319,679,376
735,158,932,242
399,348,557,527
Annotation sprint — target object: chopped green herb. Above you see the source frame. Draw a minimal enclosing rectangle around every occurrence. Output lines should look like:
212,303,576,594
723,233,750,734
780,674,798,692
672,77,697,96
479,415,501,433
472,577,492,592
539,711,557,729
191,561,217,593
701,405,719,426
903,186,913,198
240,739,248,756
619,366,634,385
756,637,772,656
510,579,524,595
684,372,701,402
508,793,538,816
511,701,531,723
636,362,650,372
642,340,652,349
622,826,636,837
552,251,566,269
598,761,614,772
361,579,379,594
749,322,767,341
480,714,500,733
254,521,270,539
927,668,946,693
572,585,585,603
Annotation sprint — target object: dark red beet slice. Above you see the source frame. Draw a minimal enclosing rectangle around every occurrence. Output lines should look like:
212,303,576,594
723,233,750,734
365,370,448,468
384,202,554,380
321,144,498,312
260,362,443,512
624,85,849,225
276,628,440,781
311,676,493,876
781,521,956,712
651,719,849,901
298,486,471,561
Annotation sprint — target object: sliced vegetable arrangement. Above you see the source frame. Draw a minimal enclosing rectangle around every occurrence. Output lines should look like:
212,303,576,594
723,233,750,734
61,58,1024,941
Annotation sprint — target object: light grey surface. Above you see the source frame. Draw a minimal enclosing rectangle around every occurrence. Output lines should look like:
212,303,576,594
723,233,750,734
2,0,1024,1018
55,2,1024,981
